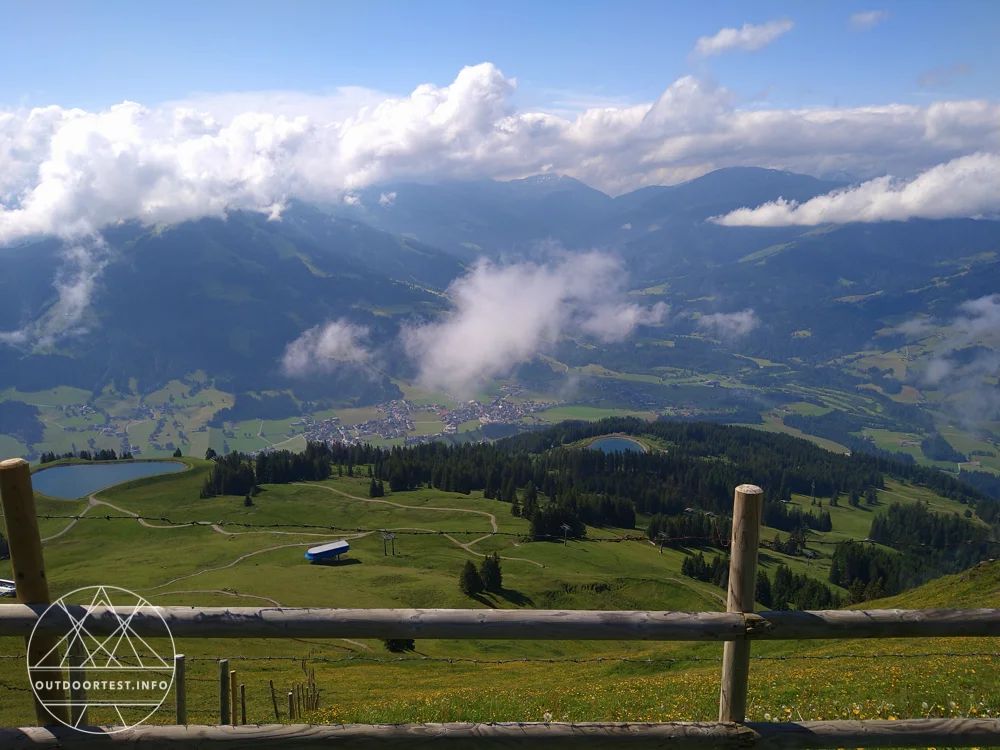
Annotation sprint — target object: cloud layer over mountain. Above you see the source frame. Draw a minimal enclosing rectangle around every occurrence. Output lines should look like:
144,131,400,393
898,295,1000,428
2,63,999,246
402,252,666,396
712,152,1000,226
281,319,371,376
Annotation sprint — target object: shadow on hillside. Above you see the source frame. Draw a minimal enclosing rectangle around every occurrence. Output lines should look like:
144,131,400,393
758,551,781,567
498,587,534,606
473,588,535,608
309,557,362,567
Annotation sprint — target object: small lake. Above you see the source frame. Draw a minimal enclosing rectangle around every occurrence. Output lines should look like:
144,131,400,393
589,437,647,454
32,461,186,499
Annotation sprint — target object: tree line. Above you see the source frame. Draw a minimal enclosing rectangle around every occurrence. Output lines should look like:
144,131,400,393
39,448,133,463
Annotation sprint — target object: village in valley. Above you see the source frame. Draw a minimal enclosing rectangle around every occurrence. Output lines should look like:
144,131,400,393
291,394,563,451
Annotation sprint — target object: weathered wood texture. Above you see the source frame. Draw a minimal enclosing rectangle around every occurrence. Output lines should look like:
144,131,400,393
218,660,230,726
0,606,747,640
174,655,186,726
3,605,997,641
229,671,238,727
719,484,763,724
750,608,1000,639
0,458,68,726
66,638,89,728
1,719,998,748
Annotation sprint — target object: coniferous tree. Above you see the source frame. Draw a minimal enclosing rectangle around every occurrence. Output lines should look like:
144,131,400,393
755,570,772,609
459,560,483,596
382,639,415,652
479,553,502,593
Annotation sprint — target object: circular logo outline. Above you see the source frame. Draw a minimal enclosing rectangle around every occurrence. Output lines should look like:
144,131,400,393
27,585,177,733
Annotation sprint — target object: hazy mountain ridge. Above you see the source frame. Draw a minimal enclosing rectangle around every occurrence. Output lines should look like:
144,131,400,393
1,166,998,406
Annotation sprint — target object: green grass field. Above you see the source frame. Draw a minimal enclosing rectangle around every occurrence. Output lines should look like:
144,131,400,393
748,415,849,454
0,386,93,407
535,406,657,422
0,459,995,728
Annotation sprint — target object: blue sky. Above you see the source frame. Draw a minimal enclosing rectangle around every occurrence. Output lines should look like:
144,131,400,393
1,0,997,253
2,0,997,111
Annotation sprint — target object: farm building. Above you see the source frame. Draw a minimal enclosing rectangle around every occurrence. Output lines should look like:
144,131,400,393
304,540,350,563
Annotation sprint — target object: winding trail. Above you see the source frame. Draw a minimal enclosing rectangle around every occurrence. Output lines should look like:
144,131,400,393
301,484,543,568
142,534,369,591
42,480,543,591
41,497,98,542
149,588,283,607
298,483,498,532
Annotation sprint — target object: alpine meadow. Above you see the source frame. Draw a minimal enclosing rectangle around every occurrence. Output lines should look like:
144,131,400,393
1,2,999,746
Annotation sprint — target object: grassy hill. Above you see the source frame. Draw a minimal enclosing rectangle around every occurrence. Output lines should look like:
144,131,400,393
0,454,995,727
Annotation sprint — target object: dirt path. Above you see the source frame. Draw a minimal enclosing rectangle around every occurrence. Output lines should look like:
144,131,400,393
41,497,98,542
142,534,368,591
44,494,337,540
301,484,547,566
149,588,283,607
300,483,499,532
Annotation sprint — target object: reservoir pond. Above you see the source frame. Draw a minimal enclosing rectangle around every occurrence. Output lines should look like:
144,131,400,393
588,437,647,454
32,461,186,499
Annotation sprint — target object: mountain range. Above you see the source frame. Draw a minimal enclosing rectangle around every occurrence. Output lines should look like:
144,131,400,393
1,166,998,405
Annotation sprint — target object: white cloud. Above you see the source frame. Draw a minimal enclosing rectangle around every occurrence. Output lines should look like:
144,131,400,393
692,19,794,58
343,193,362,207
3,63,998,245
281,319,370,376
899,295,1000,427
849,10,889,31
402,252,664,395
378,191,397,207
0,241,107,348
711,152,1000,226
697,309,760,338
581,301,669,341
0,62,998,344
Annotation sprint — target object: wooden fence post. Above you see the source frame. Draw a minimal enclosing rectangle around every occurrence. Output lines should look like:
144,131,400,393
240,683,247,725
288,691,295,721
174,654,186,725
269,679,280,721
0,458,69,726
219,659,230,725
67,636,89,727
229,670,237,726
718,483,763,724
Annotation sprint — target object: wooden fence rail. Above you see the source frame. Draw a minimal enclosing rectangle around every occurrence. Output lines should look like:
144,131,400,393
2,457,999,749
3,719,1000,749
0,603,997,640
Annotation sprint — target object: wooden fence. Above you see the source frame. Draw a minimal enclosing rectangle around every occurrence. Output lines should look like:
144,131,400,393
2,457,999,748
